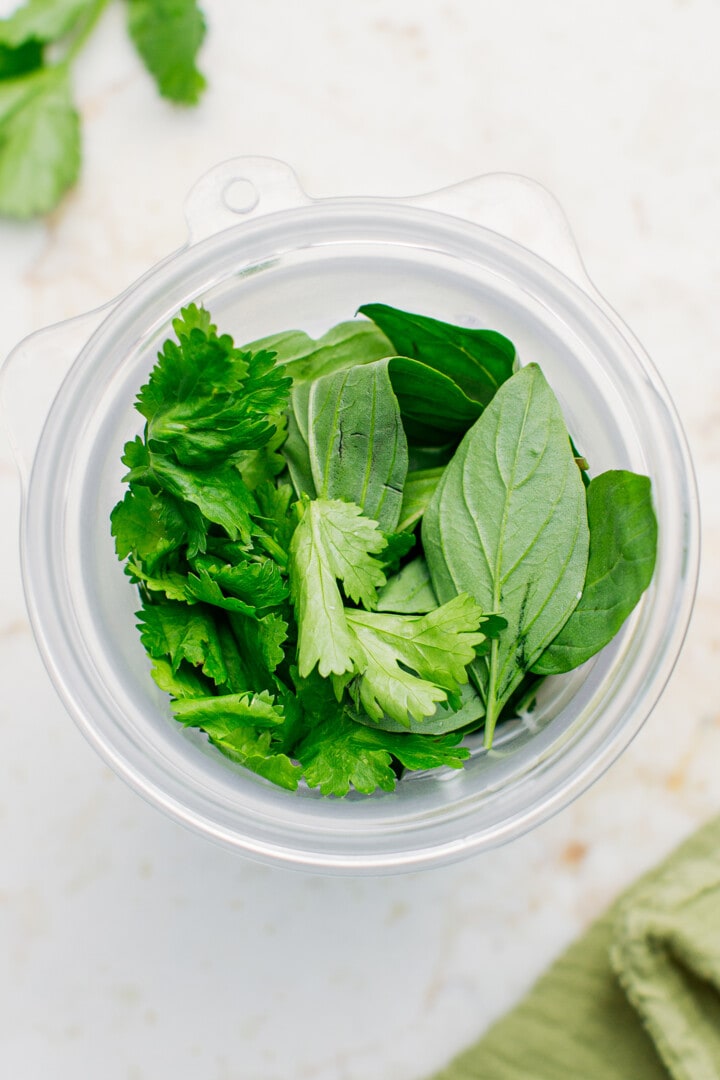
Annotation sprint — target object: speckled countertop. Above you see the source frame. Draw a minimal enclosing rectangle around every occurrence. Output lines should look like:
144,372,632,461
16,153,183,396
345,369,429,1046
1,1,719,1077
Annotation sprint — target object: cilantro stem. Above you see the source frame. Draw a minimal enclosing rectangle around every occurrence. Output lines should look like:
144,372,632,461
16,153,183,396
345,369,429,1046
61,0,111,68
483,637,500,749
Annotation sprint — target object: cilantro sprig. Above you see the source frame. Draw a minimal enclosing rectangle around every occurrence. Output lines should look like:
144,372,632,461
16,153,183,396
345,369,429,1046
0,0,206,218
112,302,658,797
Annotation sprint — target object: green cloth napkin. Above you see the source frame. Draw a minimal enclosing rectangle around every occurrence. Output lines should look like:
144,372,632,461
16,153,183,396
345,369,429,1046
433,816,720,1080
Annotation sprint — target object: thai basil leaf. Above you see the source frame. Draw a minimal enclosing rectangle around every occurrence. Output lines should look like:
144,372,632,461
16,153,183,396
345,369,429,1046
307,362,408,532
531,470,657,675
358,302,515,406
422,363,589,746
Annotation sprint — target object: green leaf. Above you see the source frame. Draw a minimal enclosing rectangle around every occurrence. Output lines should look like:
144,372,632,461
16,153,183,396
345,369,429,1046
288,498,387,678
422,364,589,746
351,680,485,736
227,610,288,684
296,705,468,797
397,467,445,532
193,553,288,610
377,529,415,574
0,68,79,218
385,355,483,446
376,557,438,614
306,361,408,532
531,470,657,674
0,40,43,79
173,689,286,733
127,559,188,602
210,727,302,791
110,486,188,570
345,594,486,727
0,0,95,47
184,566,258,618
235,413,288,490
151,457,258,542
358,303,516,406
247,320,394,383
137,599,228,686
138,306,290,468
283,379,316,499
126,0,206,105
150,656,209,699
251,480,298,561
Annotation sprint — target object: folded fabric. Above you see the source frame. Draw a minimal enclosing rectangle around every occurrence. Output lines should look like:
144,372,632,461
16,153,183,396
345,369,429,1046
431,815,720,1080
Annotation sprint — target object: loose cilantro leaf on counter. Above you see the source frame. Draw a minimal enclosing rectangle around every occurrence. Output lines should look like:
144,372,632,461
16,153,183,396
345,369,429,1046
126,0,206,105
0,68,79,218
0,0,207,219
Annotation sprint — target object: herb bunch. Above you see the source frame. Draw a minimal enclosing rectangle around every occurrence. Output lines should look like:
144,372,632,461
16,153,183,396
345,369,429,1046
0,0,206,218
111,302,658,797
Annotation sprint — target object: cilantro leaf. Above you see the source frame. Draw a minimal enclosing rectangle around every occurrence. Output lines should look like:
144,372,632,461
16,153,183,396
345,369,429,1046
228,611,288,686
111,486,188,570
127,559,188,602
126,0,206,105
138,305,290,468
378,529,415,574
173,689,286,733
138,599,227,686
252,480,298,559
0,68,79,218
210,727,302,791
149,656,209,699
296,704,468,797
172,686,301,790
235,413,288,490
150,458,258,542
289,499,387,678
192,553,288,610
135,306,246,421
346,594,486,727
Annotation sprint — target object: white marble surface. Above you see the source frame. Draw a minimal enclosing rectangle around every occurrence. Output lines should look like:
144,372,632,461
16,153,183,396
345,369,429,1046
1,1,719,1077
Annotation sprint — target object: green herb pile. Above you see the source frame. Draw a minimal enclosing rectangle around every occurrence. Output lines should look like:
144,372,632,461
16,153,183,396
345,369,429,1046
111,302,658,797
0,0,206,218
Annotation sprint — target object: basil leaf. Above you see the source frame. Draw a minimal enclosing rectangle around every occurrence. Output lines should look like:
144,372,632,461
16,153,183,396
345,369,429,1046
283,380,316,498
531,470,657,675
384,355,482,445
359,303,516,406
246,320,394,382
397,466,445,532
376,557,438,614
307,362,408,532
422,364,589,746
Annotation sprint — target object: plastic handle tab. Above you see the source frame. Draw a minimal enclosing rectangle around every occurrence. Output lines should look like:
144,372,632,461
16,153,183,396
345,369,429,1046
408,172,594,291
1,307,107,487
184,156,311,243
